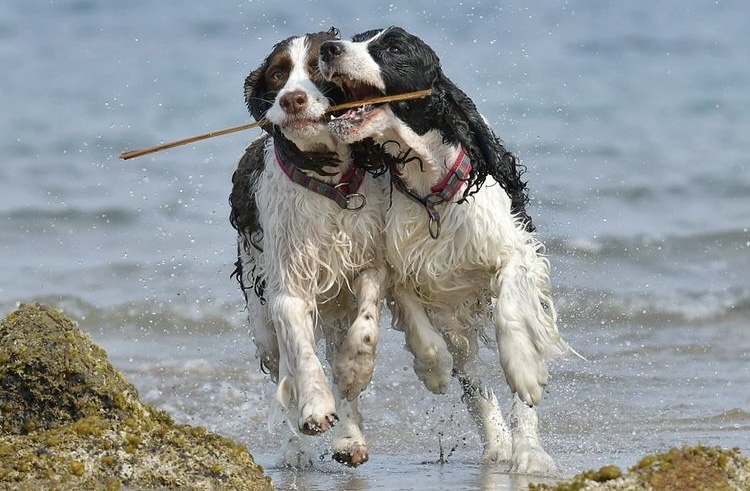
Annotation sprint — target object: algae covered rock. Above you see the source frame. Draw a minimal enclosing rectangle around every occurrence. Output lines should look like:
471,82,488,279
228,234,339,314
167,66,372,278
0,303,273,491
530,445,750,491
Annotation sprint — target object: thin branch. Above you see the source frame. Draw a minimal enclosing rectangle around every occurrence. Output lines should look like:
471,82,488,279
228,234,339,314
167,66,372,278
118,89,432,160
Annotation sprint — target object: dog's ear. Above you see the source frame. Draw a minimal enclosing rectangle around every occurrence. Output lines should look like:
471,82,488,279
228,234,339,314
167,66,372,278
436,77,533,230
244,62,270,122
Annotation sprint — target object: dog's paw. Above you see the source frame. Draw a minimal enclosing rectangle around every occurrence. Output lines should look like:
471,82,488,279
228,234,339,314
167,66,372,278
335,352,375,401
506,363,547,407
332,442,369,467
298,382,338,435
510,443,559,477
300,411,338,435
480,443,512,465
412,334,453,394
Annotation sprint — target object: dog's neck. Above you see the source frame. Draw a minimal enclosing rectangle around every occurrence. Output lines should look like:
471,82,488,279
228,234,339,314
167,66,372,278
378,114,463,196
273,132,352,183
281,125,339,154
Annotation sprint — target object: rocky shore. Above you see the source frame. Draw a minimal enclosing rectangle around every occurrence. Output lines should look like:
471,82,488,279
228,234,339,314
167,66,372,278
0,303,273,491
530,445,750,491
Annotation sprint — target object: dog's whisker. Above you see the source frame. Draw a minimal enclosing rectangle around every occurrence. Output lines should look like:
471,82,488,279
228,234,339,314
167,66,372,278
245,95,275,104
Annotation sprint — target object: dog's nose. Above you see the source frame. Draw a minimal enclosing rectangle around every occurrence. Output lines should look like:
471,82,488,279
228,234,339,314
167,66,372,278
320,40,344,63
279,90,308,114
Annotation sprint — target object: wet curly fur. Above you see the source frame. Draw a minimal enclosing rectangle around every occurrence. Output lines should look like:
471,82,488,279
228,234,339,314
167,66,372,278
345,27,533,231
229,29,348,301
229,28,388,468
319,26,574,475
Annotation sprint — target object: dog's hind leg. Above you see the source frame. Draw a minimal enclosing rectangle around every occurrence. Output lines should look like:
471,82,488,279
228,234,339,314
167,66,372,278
457,375,512,464
509,394,558,476
391,289,453,394
335,266,385,401
271,293,337,435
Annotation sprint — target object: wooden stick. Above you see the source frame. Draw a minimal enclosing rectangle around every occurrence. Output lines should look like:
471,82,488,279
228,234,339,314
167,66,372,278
119,122,262,160
324,89,432,113
118,89,432,160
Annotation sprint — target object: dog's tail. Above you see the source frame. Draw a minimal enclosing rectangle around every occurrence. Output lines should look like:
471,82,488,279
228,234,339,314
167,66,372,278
494,242,578,407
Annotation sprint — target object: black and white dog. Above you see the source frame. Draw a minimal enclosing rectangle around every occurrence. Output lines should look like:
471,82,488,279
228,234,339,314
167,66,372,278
229,28,388,467
320,26,575,475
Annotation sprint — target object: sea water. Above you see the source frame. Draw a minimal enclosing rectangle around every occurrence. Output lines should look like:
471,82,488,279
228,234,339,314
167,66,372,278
1,1,748,489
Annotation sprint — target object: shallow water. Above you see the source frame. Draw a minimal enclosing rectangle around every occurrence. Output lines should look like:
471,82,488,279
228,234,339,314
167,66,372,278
2,0,749,489
86,309,748,490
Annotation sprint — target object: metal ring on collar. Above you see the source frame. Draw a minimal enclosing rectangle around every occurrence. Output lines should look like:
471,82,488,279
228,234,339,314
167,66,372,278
428,215,441,239
345,193,366,210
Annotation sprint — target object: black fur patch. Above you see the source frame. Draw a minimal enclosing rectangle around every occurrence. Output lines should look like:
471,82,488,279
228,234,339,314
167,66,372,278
350,26,534,231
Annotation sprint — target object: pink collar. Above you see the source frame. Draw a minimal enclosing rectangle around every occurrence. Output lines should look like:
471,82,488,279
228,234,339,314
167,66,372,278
275,146,367,210
390,148,473,238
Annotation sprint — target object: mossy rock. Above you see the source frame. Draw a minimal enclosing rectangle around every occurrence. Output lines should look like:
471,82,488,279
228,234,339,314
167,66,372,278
0,302,149,434
530,445,750,491
0,303,273,491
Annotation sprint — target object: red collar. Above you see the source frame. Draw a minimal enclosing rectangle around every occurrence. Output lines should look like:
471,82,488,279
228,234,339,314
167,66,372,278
390,148,473,238
275,146,367,210
430,147,472,198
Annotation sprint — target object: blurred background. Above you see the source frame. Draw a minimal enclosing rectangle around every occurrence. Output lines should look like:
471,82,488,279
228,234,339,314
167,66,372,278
1,1,748,489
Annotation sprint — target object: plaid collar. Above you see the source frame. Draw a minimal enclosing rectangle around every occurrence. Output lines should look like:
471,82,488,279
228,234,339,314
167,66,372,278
390,147,473,239
275,146,367,210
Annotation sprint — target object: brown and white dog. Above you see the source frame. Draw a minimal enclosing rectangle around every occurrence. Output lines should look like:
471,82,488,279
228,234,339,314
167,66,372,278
320,26,577,475
229,28,388,467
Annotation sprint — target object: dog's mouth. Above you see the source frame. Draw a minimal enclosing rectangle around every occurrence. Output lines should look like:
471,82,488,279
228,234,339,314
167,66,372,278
328,78,386,132
342,79,383,102
285,117,325,130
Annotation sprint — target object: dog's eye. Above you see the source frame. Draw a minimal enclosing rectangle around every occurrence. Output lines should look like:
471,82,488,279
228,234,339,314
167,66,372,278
269,69,286,82
386,45,401,54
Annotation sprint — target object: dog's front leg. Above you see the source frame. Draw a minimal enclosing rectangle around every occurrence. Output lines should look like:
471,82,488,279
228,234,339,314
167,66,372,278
335,266,385,401
271,292,337,435
391,288,453,394
331,392,369,466
323,318,370,466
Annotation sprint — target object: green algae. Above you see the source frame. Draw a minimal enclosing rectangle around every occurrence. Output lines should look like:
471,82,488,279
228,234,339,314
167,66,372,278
0,303,274,491
530,445,750,491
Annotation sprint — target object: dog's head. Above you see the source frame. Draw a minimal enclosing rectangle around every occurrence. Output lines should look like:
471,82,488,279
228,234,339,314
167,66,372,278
319,27,440,142
320,26,533,230
244,27,346,146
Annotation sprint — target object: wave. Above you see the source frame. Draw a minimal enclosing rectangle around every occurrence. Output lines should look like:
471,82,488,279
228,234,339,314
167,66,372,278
571,33,724,58
657,408,750,433
4,279,748,341
549,227,750,258
1,295,244,337
6,207,138,227
555,284,750,326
